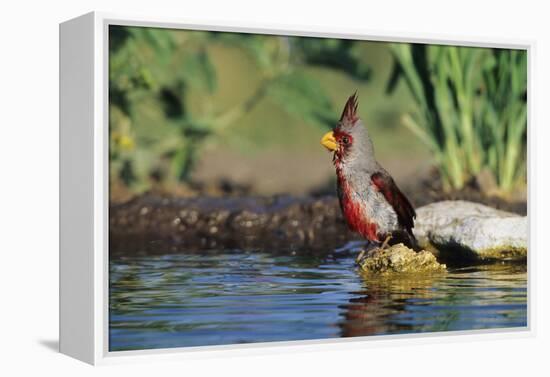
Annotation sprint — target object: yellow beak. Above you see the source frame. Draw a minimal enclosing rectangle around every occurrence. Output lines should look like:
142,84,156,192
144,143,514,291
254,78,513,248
321,131,338,151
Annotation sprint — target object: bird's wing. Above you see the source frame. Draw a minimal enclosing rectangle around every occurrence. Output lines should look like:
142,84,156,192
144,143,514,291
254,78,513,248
371,171,416,235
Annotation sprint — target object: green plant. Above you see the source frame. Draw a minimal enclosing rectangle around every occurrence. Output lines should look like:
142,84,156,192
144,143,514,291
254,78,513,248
387,44,527,194
109,27,372,190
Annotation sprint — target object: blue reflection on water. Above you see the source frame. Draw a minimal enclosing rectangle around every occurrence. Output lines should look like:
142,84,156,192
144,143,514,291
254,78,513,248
109,251,527,351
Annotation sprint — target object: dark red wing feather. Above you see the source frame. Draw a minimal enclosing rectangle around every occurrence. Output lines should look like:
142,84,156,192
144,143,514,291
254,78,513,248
371,171,416,236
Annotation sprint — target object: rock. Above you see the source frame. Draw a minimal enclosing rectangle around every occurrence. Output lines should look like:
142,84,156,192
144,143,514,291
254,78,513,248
356,243,446,274
414,200,527,261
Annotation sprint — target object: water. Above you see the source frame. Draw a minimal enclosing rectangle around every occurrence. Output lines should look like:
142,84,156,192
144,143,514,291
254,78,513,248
109,249,527,351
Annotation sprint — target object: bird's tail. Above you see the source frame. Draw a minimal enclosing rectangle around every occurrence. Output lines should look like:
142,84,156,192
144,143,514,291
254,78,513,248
408,233,422,252
390,230,422,251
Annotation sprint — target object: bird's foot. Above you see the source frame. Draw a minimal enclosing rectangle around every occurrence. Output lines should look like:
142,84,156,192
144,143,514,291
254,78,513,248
380,235,393,250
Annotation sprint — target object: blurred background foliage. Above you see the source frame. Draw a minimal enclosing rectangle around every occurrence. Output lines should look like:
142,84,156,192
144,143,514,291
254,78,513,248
109,27,374,192
109,26,526,201
388,45,527,195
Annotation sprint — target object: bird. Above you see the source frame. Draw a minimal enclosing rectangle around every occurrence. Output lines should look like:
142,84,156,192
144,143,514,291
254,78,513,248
320,92,417,250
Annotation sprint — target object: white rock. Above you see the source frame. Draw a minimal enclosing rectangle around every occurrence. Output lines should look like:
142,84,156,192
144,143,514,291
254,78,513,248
414,201,527,260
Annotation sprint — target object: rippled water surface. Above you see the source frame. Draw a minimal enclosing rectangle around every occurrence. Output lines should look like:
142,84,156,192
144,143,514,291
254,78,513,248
109,250,527,351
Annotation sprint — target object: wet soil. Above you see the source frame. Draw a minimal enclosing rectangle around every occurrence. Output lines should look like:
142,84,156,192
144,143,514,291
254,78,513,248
110,194,355,256
110,172,526,255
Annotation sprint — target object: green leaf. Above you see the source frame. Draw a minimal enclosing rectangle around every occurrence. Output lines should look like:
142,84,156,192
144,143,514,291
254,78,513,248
182,49,217,93
385,61,402,94
209,33,274,69
292,37,371,81
388,43,527,193
267,71,336,128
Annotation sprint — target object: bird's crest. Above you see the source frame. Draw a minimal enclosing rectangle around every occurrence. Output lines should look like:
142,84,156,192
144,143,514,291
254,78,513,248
339,92,359,125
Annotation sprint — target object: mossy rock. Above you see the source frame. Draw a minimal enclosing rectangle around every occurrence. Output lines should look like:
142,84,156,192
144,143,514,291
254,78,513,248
356,243,446,275
414,201,527,262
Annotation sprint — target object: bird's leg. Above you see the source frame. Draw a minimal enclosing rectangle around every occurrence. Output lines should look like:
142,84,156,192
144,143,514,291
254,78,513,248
355,249,366,264
380,235,392,250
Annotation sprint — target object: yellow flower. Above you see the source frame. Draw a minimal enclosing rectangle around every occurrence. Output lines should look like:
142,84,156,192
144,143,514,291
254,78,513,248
118,135,135,151
112,132,135,151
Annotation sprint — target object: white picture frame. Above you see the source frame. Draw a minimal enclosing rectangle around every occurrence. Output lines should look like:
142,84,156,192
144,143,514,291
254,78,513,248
59,11,534,365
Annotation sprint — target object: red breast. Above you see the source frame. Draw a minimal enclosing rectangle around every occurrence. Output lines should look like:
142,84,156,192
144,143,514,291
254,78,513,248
337,170,380,242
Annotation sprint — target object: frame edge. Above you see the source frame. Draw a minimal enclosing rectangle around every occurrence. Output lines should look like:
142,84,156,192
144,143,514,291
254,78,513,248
59,12,96,365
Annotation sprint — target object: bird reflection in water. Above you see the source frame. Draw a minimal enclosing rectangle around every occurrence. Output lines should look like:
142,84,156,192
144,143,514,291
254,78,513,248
339,274,444,337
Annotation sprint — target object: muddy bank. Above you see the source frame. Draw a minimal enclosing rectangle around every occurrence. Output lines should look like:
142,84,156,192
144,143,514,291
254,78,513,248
110,192,527,262
110,194,355,256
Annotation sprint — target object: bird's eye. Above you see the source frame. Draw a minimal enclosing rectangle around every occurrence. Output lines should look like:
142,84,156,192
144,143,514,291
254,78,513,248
342,136,350,145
